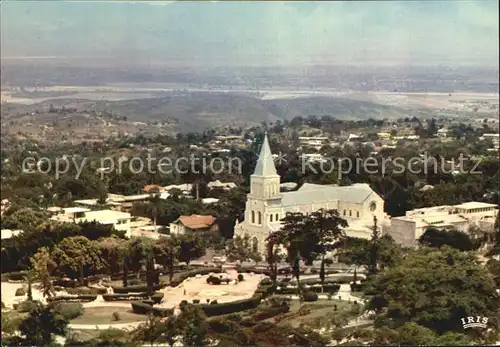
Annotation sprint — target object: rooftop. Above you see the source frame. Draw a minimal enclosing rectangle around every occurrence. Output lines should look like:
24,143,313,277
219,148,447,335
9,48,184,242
63,207,91,214
454,202,498,209
1,229,23,240
281,183,375,206
253,133,278,177
174,214,217,229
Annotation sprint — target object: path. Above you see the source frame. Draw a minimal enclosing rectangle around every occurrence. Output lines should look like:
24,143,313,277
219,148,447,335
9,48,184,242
68,321,144,330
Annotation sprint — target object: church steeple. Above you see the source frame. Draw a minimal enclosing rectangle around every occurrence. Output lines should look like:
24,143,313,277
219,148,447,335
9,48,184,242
253,132,277,177
250,132,280,199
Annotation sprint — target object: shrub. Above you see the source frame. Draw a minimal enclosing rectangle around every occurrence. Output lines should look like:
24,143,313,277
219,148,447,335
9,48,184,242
47,295,97,303
5,271,27,281
102,293,150,301
200,297,261,317
206,275,222,285
17,300,38,313
350,283,364,292
112,312,121,321
151,292,164,304
1,301,5,309
302,292,318,302
143,299,155,306
237,274,244,281
53,302,84,320
53,278,79,288
169,267,223,287
259,278,273,286
151,307,174,317
248,305,289,322
65,287,107,295
112,283,164,294
131,301,152,314
15,288,26,296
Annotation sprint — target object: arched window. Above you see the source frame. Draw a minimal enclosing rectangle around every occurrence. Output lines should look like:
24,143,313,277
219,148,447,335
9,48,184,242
270,214,273,222
258,212,262,225
349,210,352,217
356,211,360,218
251,211,255,224
343,210,346,216
275,213,279,221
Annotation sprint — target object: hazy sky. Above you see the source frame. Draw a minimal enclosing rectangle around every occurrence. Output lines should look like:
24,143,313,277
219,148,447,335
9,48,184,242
1,0,498,66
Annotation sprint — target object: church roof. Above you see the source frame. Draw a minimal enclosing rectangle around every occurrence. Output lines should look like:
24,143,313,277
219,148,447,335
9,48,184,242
253,133,278,177
281,183,375,207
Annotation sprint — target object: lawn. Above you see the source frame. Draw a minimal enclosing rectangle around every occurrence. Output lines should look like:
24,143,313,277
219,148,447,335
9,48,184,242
70,307,148,325
263,298,361,328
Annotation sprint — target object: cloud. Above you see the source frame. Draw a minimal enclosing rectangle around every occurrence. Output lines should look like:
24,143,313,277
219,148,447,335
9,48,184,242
1,0,498,66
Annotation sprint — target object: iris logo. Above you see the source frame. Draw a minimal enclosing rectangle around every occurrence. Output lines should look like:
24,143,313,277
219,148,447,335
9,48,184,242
461,316,489,329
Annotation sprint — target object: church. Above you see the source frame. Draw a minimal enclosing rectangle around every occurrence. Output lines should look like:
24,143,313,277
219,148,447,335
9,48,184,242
235,133,390,254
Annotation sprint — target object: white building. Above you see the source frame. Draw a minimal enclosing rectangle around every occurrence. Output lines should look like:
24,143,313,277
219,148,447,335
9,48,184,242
1,229,23,240
234,133,390,255
300,153,328,163
388,202,498,247
207,180,237,191
51,208,132,238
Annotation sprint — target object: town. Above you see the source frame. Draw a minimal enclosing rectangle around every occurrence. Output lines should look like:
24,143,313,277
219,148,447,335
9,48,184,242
1,1,499,346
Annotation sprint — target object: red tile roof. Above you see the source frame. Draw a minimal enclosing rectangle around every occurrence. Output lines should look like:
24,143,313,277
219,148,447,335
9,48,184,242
176,214,216,229
143,184,165,193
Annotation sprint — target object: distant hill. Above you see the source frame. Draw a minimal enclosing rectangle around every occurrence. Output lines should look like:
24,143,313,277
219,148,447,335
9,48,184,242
92,93,409,132
2,93,410,134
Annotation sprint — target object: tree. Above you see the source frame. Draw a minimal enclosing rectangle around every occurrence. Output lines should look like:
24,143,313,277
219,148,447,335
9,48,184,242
268,209,347,292
419,227,475,251
337,237,370,269
30,247,56,298
319,256,326,293
366,247,500,333
0,207,48,232
97,236,128,276
265,241,283,286
19,302,68,346
27,271,34,301
51,236,104,283
128,237,155,276
154,236,181,283
369,216,380,274
226,235,262,263
145,253,157,296
176,305,208,347
133,315,171,347
178,233,206,265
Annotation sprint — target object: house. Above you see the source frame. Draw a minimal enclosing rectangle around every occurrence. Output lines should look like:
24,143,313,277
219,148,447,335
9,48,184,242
207,180,237,191
1,229,23,240
164,184,193,195
201,198,220,204
169,215,218,235
388,202,499,247
300,153,328,163
234,133,390,255
51,208,132,238
143,184,165,193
